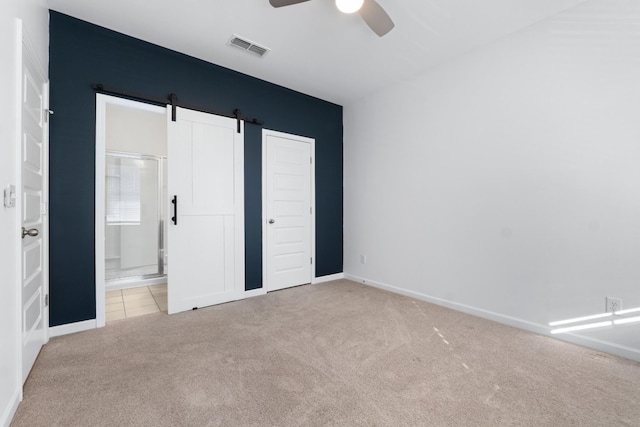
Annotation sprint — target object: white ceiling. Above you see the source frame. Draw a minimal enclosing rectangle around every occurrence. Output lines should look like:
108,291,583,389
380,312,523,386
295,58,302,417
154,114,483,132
47,0,587,105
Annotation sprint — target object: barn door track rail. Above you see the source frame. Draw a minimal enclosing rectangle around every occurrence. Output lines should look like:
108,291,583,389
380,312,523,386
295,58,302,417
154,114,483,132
92,83,264,133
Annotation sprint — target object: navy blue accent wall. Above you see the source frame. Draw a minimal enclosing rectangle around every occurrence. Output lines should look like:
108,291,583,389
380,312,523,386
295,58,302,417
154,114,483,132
49,12,343,326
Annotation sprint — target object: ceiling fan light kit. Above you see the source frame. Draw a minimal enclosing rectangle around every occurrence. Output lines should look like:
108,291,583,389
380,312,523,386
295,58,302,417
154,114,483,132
335,0,364,14
269,0,394,37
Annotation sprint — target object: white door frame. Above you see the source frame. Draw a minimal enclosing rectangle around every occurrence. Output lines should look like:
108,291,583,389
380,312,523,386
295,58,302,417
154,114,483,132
261,129,316,291
95,94,166,327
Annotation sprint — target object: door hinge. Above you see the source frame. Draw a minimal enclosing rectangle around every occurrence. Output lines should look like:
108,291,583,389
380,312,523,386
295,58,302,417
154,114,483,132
44,294,49,307
41,202,49,215
310,257,313,264
310,157,312,164
44,109,54,124
310,206,312,214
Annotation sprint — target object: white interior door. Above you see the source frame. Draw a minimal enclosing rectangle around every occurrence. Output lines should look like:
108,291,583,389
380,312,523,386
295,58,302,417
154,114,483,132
21,36,48,382
167,107,244,314
263,131,313,292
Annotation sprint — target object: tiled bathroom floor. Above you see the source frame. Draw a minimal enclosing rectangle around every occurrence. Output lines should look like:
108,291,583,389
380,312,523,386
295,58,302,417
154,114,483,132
105,284,167,322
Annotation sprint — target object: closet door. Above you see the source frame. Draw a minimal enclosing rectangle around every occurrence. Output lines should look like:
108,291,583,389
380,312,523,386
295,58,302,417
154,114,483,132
264,132,313,291
167,107,244,314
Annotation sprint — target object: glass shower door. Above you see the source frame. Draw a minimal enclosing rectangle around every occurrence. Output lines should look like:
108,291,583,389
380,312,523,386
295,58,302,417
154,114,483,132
105,152,164,282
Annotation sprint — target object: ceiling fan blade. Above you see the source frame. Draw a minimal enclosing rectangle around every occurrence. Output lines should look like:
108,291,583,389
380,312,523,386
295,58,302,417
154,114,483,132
358,0,395,37
269,0,311,7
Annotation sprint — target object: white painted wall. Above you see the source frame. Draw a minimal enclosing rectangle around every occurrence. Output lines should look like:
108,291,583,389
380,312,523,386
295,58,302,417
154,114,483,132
0,2,48,426
106,104,167,157
344,0,640,361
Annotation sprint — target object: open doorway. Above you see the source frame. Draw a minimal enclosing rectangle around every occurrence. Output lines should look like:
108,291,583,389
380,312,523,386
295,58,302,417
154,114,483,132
95,95,167,325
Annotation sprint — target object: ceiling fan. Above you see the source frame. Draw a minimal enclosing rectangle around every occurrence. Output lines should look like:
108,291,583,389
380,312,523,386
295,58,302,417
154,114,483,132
269,0,395,37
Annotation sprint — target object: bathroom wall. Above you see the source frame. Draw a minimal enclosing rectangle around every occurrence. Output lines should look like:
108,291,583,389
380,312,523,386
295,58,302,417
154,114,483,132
105,104,167,285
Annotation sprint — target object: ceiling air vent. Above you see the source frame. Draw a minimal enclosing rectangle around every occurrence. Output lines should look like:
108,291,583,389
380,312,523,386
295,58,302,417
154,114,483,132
228,35,270,58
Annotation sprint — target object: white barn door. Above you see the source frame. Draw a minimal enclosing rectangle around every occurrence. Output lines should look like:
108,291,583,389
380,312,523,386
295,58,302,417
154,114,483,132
20,32,49,382
167,107,244,314
263,131,314,292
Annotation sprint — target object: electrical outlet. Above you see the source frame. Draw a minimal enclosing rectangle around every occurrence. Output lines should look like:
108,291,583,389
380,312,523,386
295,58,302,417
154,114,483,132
606,297,622,313
360,255,367,265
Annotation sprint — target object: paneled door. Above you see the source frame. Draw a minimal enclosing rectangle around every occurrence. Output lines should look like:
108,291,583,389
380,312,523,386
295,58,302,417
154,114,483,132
21,34,48,382
263,131,314,292
167,107,244,314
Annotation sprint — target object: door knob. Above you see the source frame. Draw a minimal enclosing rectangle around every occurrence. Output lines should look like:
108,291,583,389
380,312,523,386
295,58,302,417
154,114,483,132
268,219,275,224
22,227,39,239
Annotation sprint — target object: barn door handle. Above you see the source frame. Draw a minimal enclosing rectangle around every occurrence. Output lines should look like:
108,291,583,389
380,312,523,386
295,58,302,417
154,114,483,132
171,196,177,225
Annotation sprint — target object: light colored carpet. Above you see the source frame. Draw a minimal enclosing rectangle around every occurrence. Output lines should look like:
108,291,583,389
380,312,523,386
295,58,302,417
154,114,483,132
12,279,640,426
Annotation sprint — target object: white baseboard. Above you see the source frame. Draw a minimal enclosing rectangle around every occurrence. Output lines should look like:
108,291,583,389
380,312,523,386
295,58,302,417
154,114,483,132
0,385,21,427
49,319,96,338
312,272,345,284
345,273,640,362
244,288,267,298
245,273,345,296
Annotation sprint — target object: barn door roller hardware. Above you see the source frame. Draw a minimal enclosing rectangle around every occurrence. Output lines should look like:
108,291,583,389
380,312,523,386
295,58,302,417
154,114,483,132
92,83,264,133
